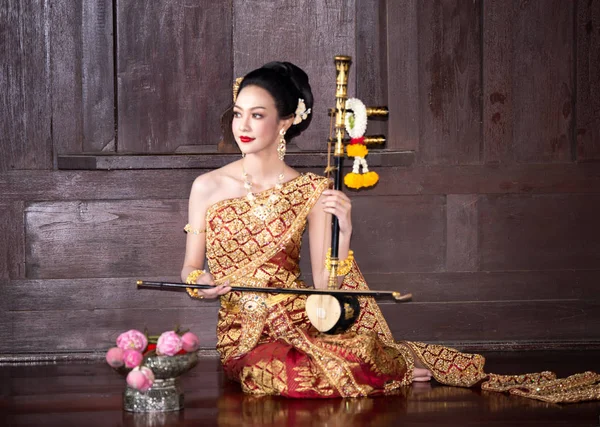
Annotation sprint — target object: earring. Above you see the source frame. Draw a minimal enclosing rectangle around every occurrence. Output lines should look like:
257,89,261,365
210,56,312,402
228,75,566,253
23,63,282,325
277,129,286,161
242,152,245,158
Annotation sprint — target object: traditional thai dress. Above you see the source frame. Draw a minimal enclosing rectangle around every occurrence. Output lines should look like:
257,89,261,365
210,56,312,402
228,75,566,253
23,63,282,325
204,172,600,402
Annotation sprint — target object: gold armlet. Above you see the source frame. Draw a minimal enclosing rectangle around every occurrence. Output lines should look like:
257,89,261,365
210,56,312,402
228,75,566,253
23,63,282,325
325,249,354,276
184,224,206,235
186,269,206,299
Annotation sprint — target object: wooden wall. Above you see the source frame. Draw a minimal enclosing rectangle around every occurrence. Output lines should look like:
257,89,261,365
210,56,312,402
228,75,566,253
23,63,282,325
1,0,599,359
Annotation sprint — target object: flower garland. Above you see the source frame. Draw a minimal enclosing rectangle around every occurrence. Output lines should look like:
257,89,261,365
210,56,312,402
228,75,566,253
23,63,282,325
106,327,200,391
343,98,379,189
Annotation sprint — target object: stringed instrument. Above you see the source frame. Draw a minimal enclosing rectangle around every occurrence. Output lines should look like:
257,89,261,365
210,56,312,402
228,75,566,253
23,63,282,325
136,280,411,335
303,55,407,334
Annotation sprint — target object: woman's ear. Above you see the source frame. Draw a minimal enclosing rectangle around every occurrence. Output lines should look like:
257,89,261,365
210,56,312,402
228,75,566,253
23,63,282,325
280,116,294,133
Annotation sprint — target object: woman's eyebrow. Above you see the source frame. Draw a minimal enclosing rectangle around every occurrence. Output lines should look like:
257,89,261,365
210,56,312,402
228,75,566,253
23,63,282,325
232,105,267,111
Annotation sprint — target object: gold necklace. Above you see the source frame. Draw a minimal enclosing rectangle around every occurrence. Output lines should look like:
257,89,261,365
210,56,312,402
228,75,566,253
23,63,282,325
242,168,285,221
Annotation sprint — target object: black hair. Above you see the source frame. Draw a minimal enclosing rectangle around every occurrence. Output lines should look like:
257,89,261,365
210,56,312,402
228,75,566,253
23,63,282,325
221,62,313,144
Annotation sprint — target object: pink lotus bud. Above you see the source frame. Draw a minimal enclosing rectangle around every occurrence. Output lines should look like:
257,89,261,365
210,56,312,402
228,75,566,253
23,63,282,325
116,329,148,352
105,347,124,368
127,367,151,391
138,379,152,392
122,349,144,368
156,331,182,356
181,332,200,353
140,366,155,383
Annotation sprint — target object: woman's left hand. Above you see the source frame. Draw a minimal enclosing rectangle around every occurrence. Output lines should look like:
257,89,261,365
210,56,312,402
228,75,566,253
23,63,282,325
321,189,352,235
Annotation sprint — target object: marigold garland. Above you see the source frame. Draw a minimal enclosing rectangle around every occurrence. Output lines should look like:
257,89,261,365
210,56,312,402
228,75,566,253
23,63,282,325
344,98,378,189
344,172,363,189
346,144,368,158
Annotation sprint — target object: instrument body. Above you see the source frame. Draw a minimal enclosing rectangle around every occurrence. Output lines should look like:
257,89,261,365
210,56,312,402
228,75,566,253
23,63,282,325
305,294,361,334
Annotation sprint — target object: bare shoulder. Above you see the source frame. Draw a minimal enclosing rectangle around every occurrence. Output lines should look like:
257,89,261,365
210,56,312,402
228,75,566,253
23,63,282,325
190,169,220,196
190,161,244,207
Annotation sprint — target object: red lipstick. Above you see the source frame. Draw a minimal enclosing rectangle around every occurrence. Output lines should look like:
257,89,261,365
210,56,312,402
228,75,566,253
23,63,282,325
239,136,255,143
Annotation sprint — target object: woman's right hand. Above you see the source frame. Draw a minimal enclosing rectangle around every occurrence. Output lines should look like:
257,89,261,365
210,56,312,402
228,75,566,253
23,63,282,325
192,272,231,299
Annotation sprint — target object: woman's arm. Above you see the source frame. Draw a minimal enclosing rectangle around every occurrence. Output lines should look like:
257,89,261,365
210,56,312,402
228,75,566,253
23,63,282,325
307,189,353,289
181,174,230,298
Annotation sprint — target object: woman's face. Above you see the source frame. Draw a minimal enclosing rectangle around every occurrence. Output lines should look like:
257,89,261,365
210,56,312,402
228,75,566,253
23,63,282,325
232,85,285,157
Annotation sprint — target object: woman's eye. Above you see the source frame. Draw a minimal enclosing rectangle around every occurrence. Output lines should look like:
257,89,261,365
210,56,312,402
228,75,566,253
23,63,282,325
252,114,263,119
233,111,241,118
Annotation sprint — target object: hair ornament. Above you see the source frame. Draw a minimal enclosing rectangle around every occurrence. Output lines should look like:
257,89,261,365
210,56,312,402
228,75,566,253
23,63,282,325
293,98,311,125
232,77,244,102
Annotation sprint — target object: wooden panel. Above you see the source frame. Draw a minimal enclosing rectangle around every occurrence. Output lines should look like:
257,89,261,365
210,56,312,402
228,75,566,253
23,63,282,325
355,0,387,140
0,170,200,202
82,0,115,152
280,270,600,302
360,163,600,197
2,163,600,204
4,272,600,353
0,202,25,279
3,307,219,353
417,1,482,164
479,194,600,271
386,0,419,150
9,278,216,311
350,196,446,273
445,195,478,271
25,200,188,279
0,0,53,170
511,0,574,163
5,300,599,353
382,300,600,343
576,0,600,160
24,196,444,279
56,151,415,170
9,271,600,311
50,0,114,155
233,0,356,151
0,279,10,346
49,0,84,159
366,270,600,303
482,0,514,163
116,0,233,153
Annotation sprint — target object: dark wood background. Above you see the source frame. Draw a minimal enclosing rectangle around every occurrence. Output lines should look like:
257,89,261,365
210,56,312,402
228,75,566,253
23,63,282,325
1,0,599,359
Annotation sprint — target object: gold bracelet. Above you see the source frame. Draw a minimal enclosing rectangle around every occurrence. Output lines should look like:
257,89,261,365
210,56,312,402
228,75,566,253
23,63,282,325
324,249,354,276
184,224,206,235
186,269,206,299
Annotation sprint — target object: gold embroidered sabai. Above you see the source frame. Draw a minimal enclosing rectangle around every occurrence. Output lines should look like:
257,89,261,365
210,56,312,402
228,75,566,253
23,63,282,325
201,172,600,401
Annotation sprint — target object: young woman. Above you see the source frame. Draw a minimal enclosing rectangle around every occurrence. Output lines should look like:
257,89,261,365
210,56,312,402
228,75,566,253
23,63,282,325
180,62,596,401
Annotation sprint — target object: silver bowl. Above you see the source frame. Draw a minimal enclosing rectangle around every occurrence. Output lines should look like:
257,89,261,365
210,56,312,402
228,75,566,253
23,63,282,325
116,352,198,412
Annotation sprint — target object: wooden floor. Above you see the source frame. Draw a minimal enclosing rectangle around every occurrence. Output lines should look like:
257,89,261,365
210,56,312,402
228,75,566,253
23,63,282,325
1,350,599,427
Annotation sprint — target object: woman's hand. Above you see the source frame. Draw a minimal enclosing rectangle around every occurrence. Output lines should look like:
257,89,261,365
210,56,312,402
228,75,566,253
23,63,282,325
191,272,231,299
321,189,352,235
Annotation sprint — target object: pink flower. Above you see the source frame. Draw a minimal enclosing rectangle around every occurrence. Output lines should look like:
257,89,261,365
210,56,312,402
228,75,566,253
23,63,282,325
127,367,153,392
116,329,148,352
122,349,143,368
156,331,182,356
105,347,124,368
140,366,155,383
181,332,200,352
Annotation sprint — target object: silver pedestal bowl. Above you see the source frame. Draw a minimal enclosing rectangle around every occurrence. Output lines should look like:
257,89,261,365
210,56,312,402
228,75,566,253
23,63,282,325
117,352,198,412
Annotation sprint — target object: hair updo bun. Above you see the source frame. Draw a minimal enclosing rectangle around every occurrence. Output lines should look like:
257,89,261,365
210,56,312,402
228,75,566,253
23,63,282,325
235,61,314,142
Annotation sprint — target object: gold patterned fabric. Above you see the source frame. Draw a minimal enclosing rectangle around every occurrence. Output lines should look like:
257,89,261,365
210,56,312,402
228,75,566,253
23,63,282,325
203,172,600,401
